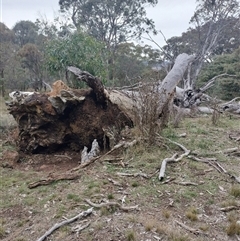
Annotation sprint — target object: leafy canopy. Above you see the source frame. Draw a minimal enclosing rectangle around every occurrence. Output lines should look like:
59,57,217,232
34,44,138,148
44,30,108,86
58,0,158,48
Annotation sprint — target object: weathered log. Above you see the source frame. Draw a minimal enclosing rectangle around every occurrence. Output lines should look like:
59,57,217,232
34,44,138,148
7,54,195,154
7,84,132,154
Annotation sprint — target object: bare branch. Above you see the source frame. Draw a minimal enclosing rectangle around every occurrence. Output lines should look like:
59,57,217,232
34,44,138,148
36,208,93,241
85,199,140,211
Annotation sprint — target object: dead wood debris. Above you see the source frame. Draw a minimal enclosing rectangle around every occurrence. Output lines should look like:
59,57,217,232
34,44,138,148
159,139,190,181
71,139,138,171
85,199,140,211
175,220,207,236
117,172,150,179
28,172,80,189
36,208,93,241
189,155,240,184
71,221,91,236
219,205,240,212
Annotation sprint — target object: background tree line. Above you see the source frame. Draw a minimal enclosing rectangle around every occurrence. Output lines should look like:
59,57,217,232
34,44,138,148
0,0,239,101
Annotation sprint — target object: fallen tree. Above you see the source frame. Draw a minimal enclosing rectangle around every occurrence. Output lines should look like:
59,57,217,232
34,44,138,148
7,53,194,156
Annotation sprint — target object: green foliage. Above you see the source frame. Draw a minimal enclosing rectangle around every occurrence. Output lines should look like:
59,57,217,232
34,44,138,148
12,20,39,47
45,31,108,86
109,42,161,86
198,47,240,100
59,0,158,48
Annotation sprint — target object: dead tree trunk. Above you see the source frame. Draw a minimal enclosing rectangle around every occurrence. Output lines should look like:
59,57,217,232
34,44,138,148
7,53,194,154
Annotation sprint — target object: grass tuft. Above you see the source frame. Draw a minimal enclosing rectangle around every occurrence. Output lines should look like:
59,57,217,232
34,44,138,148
230,185,240,198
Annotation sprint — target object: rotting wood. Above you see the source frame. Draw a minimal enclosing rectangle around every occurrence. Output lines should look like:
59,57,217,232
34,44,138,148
36,208,93,241
28,172,80,189
85,199,140,211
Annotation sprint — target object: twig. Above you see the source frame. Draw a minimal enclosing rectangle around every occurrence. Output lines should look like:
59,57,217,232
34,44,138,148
85,199,139,211
108,178,121,186
36,208,93,241
189,155,240,183
117,172,150,179
175,220,206,235
54,154,72,160
71,221,91,234
173,181,199,186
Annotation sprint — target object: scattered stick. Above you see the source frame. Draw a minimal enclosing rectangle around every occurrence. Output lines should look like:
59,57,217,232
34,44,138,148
54,154,72,160
220,205,240,212
108,178,121,186
189,156,240,184
175,220,206,235
117,172,150,179
71,221,91,235
85,199,139,211
161,177,176,184
173,181,199,186
159,140,190,181
36,208,93,241
28,172,80,188
195,147,239,156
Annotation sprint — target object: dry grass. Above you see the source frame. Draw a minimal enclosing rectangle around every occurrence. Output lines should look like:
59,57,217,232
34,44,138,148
230,185,240,198
185,207,198,221
1,97,240,241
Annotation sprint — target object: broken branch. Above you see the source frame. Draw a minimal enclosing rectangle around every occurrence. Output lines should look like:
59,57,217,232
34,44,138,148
28,173,80,189
85,199,139,211
159,140,190,181
36,208,93,241
175,220,206,235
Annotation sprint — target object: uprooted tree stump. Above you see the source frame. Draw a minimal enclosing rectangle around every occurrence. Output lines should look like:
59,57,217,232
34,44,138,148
7,53,195,155
7,74,133,154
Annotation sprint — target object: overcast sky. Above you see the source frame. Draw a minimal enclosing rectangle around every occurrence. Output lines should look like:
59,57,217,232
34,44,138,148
1,0,198,47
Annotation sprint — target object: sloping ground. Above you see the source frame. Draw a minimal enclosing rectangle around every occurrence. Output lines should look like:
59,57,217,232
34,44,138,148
0,113,240,241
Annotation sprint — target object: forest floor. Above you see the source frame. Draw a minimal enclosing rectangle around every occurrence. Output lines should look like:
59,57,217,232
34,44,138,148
0,97,240,241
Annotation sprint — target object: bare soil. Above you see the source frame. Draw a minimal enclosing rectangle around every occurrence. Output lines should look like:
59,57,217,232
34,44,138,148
0,113,240,241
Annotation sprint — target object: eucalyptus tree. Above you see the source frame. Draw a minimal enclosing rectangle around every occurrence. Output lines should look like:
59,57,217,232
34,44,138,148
44,30,108,87
161,0,240,108
12,21,39,47
58,0,158,49
187,0,240,88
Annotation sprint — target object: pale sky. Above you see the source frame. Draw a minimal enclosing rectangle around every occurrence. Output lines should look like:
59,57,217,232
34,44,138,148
1,0,198,47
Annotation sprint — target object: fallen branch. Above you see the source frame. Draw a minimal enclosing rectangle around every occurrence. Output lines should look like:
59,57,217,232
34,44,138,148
85,199,139,211
220,205,240,212
175,220,206,235
36,208,93,241
173,181,200,186
159,140,190,181
28,172,80,188
189,156,240,184
117,172,150,179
